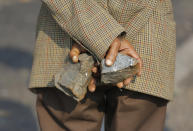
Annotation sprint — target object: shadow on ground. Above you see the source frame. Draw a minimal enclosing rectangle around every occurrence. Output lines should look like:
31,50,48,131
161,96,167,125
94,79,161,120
0,99,38,131
0,47,32,69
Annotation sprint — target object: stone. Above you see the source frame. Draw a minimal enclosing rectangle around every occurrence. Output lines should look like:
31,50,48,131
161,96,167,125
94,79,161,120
101,64,139,84
100,53,139,84
54,53,139,102
54,53,95,102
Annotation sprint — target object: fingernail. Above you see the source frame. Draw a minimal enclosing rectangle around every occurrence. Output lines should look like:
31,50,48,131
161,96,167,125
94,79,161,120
72,56,78,62
106,59,112,66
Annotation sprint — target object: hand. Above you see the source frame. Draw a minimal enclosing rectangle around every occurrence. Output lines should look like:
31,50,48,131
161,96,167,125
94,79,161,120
69,41,99,93
105,37,143,88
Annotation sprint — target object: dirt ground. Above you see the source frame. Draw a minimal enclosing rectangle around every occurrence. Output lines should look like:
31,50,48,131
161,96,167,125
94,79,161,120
0,0,193,130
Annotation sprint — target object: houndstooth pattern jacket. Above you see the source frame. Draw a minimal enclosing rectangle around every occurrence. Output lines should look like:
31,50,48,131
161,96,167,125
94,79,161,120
29,0,176,101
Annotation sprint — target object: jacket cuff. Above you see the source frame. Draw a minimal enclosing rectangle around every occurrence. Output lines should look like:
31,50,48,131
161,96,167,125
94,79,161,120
70,25,127,63
117,31,127,40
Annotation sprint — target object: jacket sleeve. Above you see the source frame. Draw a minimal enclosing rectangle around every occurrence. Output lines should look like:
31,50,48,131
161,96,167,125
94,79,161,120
40,0,126,62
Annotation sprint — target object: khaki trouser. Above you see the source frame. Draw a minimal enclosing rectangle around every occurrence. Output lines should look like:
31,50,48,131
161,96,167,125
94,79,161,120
34,85,168,131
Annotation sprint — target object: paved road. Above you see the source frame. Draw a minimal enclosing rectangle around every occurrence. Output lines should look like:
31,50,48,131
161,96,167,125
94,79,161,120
0,0,193,131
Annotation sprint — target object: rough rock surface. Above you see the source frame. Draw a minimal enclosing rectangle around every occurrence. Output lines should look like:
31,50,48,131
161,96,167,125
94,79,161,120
54,53,94,101
101,53,139,84
101,64,139,84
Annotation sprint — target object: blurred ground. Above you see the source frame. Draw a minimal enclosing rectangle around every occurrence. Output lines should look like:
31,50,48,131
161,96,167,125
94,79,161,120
0,0,193,131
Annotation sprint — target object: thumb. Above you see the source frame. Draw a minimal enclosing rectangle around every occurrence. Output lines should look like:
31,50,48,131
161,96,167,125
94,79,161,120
105,38,121,66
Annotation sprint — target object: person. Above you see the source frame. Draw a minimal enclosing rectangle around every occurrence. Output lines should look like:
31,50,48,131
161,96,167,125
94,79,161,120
28,0,176,131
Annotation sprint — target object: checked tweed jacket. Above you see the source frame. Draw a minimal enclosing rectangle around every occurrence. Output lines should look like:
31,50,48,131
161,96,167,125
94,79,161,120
29,0,176,101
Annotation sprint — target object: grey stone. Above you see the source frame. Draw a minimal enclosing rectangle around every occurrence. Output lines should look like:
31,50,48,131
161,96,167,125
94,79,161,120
54,53,95,102
54,53,139,101
101,64,139,84
101,53,138,73
100,53,139,84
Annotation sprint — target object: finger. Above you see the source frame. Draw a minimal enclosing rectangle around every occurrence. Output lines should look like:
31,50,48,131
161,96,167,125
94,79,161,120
88,77,96,92
120,49,139,59
91,66,98,74
105,38,121,66
136,58,142,76
116,81,124,88
123,77,132,86
69,45,81,63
